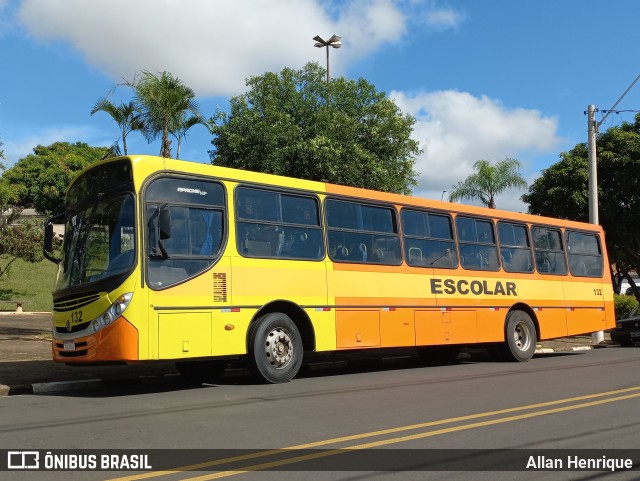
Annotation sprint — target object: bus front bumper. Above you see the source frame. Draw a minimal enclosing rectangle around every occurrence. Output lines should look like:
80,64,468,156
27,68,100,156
52,317,139,363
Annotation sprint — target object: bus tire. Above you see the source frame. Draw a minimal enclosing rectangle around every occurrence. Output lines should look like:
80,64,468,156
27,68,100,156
501,310,537,362
247,312,303,383
176,360,227,384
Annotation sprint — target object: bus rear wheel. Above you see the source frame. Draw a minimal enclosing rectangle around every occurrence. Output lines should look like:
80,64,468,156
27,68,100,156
497,310,537,362
247,312,303,383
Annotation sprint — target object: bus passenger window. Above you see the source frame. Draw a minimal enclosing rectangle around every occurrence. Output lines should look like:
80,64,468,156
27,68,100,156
498,222,533,273
566,231,603,277
236,187,323,260
532,227,567,275
455,217,499,271
326,199,401,265
401,209,457,269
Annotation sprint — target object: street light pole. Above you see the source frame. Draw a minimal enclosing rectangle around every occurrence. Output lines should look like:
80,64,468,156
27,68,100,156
313,34,342,105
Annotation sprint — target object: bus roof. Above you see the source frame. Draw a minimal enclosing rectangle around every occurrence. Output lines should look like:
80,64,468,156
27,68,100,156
79,154,601,234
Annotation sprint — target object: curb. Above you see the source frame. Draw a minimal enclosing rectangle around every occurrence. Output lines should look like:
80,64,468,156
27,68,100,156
534,346,593,354
0,375,176,396
32,378,102,394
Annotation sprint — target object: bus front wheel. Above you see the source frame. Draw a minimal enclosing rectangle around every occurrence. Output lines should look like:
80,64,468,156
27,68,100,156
500,310,537,362
247,312,303,383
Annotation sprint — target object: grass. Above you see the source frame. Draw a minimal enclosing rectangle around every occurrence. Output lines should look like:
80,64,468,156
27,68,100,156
0,258,58,312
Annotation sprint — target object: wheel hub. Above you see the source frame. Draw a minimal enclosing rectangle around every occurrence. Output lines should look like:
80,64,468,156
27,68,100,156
513,321,532,351
264,328,293,369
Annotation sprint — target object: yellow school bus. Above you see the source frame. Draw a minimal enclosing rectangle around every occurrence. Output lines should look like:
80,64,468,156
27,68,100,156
43,155,614,383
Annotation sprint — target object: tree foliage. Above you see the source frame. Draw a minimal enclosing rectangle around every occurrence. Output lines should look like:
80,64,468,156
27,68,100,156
0,136,5,169
0,137,44,276
522,114,640,297
1,142,109,215
127,71,202,158
173,111,205,160
448,158,527,209
209,62,420,194
0,217,43,277
90,99,143,155
521,144,589,221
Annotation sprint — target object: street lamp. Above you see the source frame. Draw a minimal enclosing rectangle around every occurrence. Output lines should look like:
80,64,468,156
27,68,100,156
313,34,342,104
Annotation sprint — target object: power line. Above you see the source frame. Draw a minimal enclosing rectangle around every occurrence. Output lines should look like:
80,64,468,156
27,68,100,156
599,109,640,114
583,108,640,114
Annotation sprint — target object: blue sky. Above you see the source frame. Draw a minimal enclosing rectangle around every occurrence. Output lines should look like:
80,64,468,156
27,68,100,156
1,0,639,211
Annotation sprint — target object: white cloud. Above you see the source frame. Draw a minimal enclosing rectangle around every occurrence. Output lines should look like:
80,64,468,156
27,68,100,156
15,0,466,96
391,90,561,211
424,6,464,30
16,0,412,97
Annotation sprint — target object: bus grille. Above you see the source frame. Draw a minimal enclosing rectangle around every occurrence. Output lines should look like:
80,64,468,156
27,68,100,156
55,321,92,334
53,293,101,312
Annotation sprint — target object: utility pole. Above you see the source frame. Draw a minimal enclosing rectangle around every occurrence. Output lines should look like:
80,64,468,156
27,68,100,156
587,73,640,345
587,105,598,224
587,104,603,344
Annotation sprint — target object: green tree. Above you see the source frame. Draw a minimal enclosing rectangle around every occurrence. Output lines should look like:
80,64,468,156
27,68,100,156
172,112,205,160
0,136,5,169
0,138,43,277
1,142,109,214
209,62,419,194
448,158,527,209
128,71,201,158
0,216,43,278
90,99,143,155
522,114,640,297
521,145,589,221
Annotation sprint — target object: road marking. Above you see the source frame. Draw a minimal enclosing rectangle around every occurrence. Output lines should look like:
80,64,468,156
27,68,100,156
106,385,640,481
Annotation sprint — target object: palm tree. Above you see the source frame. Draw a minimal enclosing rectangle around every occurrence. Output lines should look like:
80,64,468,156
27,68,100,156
90,99,142,155
172,112,205,160
129,71,201,158
448,158,527,209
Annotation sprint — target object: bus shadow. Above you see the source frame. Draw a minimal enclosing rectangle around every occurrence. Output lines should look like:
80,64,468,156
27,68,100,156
30,347,588,398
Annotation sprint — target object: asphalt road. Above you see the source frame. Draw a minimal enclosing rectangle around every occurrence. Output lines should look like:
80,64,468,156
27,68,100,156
1,344,640,481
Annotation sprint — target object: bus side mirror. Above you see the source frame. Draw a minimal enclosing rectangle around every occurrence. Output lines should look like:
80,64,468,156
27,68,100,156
159,206,172,240
43,214,64,264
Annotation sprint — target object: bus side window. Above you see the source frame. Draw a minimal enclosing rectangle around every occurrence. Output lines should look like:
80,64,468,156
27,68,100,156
326,199,400,265
456,217,499,271
236,187,323,260
566,230,603,277
401,209,457,269
532,226,567,275
145,177,226,289
498,222,533,274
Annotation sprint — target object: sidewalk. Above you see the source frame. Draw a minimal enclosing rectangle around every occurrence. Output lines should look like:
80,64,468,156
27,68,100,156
0,313,178,395
0,312,615,396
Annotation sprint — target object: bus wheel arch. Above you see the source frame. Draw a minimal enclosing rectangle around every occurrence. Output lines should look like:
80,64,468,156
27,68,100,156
492,304,539,362
250,300,315,351
508,303,540,342
246,301,313,383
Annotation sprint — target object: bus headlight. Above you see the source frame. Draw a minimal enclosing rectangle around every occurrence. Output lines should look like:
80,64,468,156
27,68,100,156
91,293,133,333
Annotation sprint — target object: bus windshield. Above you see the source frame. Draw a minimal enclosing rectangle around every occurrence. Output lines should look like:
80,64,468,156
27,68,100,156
55,193,136,291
